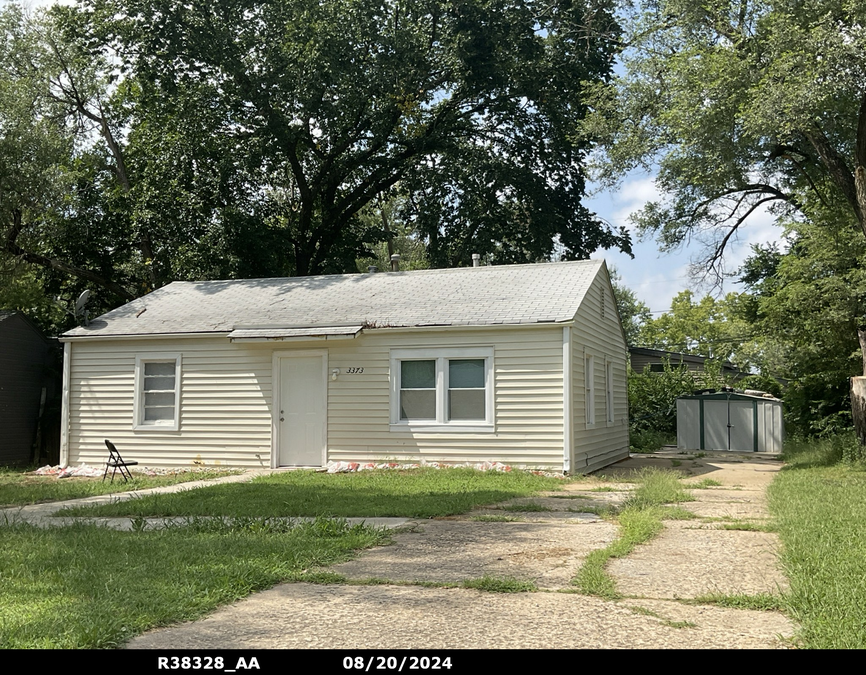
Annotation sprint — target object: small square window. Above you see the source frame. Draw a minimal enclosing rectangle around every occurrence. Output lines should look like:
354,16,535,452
134,354,181,430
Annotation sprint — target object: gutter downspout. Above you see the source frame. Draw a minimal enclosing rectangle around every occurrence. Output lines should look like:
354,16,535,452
60,341,71,466
562,326,573,474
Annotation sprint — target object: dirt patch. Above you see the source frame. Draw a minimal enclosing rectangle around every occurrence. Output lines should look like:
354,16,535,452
333,520,618,590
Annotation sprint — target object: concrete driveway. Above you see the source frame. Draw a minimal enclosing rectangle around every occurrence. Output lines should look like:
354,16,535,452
124,452,795,649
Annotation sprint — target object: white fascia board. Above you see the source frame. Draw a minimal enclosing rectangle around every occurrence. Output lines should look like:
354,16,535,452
60,331,232,343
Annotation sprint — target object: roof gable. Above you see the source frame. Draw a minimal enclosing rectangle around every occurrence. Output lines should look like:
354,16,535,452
64,260,606,338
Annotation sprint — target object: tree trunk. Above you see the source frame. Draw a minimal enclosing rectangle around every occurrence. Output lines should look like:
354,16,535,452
852,376,866,447
852,329,866,446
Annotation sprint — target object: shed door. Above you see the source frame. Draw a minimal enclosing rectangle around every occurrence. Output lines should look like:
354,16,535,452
704,401,729,451
704,398,756,452
728,401,755,452
277,355,326,467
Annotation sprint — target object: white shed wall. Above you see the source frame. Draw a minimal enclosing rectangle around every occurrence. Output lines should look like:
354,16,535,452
676,399,701,450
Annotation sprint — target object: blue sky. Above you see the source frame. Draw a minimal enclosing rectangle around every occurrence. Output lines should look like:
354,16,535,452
586,171,783,315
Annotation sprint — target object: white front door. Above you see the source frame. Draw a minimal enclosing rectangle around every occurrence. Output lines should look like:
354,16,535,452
276,354,327,467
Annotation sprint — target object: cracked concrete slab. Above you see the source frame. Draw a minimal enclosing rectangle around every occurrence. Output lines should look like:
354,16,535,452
126,584,794,650
333,520,618,589
608,526,788,598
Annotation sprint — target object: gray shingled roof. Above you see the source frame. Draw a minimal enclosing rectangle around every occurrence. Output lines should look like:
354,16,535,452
63,260,605,338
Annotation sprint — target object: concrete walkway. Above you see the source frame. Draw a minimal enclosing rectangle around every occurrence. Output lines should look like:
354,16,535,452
115,452,796,649
1,469,414,531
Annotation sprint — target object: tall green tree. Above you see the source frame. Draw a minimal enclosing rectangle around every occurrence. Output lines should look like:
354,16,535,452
2,0,631,324
0,3,143,328
79,0,631,275
636,289,753,366
587,0,866,264
739,215,866,433
584,0,866,434
609,267,651,346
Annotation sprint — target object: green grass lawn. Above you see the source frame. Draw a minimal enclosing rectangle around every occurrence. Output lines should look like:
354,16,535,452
58,467,566,518
0,467,240,507
769,434,866,648
0,517,387,648
1,466,564,648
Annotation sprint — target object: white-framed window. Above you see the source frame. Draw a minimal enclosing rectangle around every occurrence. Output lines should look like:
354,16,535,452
390,348,494,432
133,354,181,431
606,360,615,424
585,354,595,427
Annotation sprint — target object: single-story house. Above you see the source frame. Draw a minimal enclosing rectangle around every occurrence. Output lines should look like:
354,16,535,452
0,311,59,466
60,260,629,474
628,347,742,378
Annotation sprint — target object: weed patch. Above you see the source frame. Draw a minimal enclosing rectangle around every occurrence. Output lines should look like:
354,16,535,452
462,576,536,593
498,502,553,512
622,469,692,510
663,620,697,629
688,478,722,489
688,593,786,612
573,469,692,599
471,515,521,522
719,521,777,532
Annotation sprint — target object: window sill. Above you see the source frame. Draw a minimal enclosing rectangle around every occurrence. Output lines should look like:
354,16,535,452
133,421,180,432
390,423,495,434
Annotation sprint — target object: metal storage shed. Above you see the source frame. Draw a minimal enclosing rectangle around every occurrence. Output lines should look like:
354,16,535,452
677,392,783,453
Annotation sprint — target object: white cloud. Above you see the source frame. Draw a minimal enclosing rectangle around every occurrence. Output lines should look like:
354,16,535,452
587,174,662,234
590,178,784,314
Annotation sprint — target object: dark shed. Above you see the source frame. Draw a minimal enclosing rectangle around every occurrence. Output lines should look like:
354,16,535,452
0,311,57,465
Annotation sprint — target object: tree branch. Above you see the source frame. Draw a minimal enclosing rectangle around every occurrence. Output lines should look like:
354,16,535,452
706,195,784,277
803,125,863,229
5,210,134,301
854,91,866,237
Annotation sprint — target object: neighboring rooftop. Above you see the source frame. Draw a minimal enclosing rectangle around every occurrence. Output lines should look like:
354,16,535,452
63,260,606,338
628,347,741,376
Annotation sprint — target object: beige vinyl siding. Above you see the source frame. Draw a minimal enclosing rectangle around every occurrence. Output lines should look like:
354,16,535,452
66,326,565,469
326,327,564,468
571,270,630,473
68,338,273,468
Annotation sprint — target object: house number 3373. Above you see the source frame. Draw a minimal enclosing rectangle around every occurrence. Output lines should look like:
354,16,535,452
346,367,364,374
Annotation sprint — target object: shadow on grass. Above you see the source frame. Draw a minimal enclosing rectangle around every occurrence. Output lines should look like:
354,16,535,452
59,469,565,519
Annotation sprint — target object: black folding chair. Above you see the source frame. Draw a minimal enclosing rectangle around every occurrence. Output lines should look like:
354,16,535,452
103,439,139,483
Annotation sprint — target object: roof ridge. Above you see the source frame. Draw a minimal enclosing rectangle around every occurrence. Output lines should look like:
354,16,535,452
166,259,603,286
62,259,608,338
